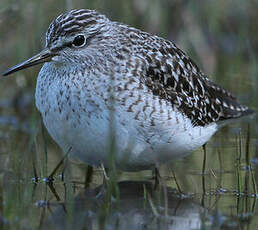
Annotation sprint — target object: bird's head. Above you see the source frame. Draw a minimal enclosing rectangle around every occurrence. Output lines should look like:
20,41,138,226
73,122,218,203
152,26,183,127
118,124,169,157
3,9,111,76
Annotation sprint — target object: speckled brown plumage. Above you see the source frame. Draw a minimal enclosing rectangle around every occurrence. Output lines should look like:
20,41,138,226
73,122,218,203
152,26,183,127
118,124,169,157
3,9,254,170
113,26,252,127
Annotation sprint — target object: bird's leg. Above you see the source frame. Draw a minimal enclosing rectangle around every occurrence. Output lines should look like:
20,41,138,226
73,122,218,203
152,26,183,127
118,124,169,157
96,163,112,198
153,166,161,190
84,165,94,189
94,164,109,196
202,144,207,195
154,163,168,215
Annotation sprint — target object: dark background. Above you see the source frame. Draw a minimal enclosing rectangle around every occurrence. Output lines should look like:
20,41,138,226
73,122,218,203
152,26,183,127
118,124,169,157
0,1,258,229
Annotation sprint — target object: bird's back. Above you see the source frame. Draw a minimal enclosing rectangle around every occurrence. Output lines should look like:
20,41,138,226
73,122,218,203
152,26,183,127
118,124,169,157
113,23,253,128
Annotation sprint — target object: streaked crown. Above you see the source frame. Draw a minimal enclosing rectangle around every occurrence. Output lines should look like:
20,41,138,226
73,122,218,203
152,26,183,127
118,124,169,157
45,9,109,47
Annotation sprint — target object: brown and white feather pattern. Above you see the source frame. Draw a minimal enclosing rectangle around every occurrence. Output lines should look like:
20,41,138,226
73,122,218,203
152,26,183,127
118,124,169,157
34,9,253,170
44,9,252,128
113,25,252,127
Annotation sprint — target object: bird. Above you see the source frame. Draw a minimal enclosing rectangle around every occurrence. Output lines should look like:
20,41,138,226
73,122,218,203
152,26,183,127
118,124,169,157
2,9,254,172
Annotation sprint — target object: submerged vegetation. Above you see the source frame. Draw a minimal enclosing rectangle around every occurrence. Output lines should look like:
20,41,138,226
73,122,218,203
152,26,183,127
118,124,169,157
0,0,258,229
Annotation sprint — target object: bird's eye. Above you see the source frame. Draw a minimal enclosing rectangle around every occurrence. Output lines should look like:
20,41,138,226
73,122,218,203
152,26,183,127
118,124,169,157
72,35,86,47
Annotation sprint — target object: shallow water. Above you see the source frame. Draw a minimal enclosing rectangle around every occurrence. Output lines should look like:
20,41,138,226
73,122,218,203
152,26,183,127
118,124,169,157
1,119,258,229
1,1,258,229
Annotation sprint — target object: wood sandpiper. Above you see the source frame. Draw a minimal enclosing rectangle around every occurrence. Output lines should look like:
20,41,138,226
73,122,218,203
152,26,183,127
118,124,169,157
2,9,254,171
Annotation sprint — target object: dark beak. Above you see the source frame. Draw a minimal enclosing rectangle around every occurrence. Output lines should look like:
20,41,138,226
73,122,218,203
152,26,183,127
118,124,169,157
2,48,55,76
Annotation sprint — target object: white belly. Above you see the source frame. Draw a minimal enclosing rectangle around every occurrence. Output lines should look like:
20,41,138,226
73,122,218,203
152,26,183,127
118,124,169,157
38,98,217,171
36,63,218,171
